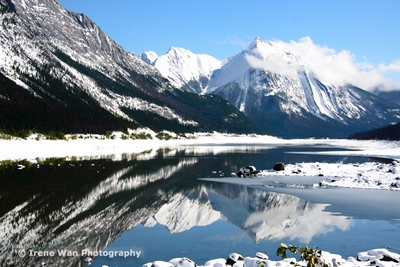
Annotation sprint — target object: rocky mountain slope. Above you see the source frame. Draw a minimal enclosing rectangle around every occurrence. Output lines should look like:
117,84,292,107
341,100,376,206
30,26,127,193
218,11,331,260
0,0,259,136
141,47,222,94
144,38,400,138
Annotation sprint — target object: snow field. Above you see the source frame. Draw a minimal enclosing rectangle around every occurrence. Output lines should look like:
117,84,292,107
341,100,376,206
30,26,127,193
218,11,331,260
142,248,400,267
258,161,400,190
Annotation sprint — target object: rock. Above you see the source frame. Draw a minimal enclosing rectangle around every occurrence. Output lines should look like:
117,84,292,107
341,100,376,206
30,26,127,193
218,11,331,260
273,162,285,171
226,253,244,266
146,261,174,267
243,257,269,267
256,252,268,260
391,180,400,188
84,257,93,264
237,166,258,177
204,258,226,267
357,248,400,264
174,257,196,267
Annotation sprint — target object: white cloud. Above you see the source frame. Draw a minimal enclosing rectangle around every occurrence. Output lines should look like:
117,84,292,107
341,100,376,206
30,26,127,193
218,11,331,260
379,60,400,72
246,37,400,91
245,53,298,79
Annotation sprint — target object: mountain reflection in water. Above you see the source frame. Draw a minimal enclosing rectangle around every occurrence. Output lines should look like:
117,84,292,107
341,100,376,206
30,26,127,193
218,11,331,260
0,145,384,266
144,184,352,243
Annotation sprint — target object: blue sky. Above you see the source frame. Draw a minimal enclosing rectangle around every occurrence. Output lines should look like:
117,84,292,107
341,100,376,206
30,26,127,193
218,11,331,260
59,0,400,83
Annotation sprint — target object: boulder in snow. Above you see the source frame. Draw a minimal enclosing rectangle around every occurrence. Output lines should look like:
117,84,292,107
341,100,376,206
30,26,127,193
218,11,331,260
273,162,285,171
173,257,197,267
357,248,400,264
237,166,258,177
226,253,244,266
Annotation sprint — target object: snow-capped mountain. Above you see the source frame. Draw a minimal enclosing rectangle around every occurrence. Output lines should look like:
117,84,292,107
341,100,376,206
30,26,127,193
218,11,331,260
148,37,400,138
144,184,350,244
0,0,258,135
141,47,222,94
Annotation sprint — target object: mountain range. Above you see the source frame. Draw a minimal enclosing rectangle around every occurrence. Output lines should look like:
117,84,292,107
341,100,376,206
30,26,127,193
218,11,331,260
0,0,259,137
142,38,400,138
1,0,399,138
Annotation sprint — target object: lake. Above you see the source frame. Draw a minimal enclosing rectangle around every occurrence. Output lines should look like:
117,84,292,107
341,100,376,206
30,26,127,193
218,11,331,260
0,144,399,267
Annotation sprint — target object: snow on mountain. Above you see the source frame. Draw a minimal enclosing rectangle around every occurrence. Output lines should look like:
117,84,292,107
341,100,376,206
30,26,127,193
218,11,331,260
143,37,400,137
206,37,400,137
142,184,350,243
1,0,399,138
140,51,159,65
0,0,258,135
146,186,221,234
0,0,176,123
141,47,222,93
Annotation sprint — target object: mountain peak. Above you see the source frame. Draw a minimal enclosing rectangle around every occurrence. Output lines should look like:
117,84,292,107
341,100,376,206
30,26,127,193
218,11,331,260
249,36,263,45
145,47,221,93
140,51,159,65
167,46,190,55
246,37,262,51
246,37,276,51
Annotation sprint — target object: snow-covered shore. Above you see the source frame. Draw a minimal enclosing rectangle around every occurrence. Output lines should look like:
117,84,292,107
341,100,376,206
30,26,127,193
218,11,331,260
222,160,400,191
2,132,400,191
1,131,400,162
142,248,400,267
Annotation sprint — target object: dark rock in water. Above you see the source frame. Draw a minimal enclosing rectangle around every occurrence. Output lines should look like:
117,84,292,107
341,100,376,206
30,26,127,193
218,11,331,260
273,162,285,171
237,166,258,177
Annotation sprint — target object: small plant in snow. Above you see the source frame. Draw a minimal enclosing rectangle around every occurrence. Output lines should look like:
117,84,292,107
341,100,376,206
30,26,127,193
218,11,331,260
276,243,331,267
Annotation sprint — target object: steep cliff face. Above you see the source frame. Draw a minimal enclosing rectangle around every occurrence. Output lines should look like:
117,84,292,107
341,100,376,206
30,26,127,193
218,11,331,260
145,37,400,138
0,0,259,135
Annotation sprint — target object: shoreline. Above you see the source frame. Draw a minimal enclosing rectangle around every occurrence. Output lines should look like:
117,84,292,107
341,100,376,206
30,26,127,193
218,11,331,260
1,133,400,162
140,248,400,267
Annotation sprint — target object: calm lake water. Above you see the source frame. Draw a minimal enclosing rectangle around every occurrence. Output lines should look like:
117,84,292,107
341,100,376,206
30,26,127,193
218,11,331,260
0,144,399,267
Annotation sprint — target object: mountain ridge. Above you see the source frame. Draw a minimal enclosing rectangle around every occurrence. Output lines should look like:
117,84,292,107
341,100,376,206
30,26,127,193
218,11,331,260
2,0,399,138
0,0,260,136
140,47,222,94
142,37,400,138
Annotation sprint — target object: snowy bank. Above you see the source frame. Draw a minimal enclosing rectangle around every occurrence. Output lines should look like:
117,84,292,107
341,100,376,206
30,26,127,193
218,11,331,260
256,161,400,190
0,132,400,190
2,132,400,191
0,132,281,162
200,159,400,191
141,248,400,267
1,131,400,162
